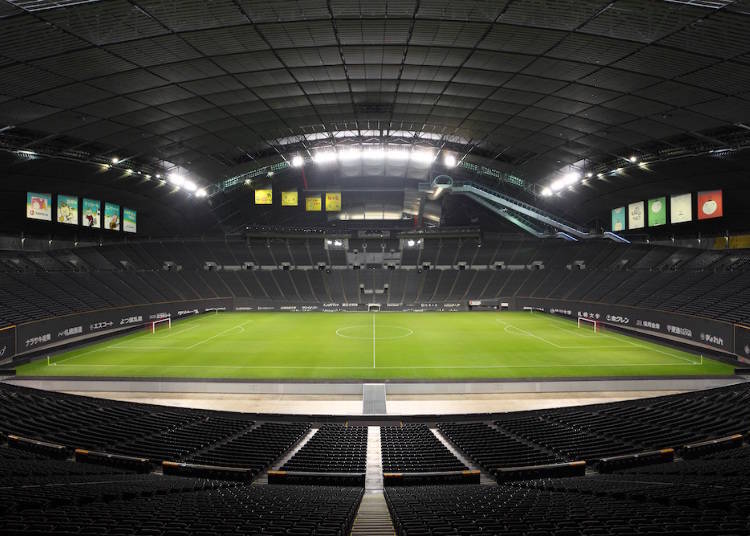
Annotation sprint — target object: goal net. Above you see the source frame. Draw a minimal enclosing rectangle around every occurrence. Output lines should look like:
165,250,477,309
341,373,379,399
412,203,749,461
577,316,599,333
151,317,171,334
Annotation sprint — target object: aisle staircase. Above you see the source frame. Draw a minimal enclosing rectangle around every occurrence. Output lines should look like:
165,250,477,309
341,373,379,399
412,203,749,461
350,492,395,536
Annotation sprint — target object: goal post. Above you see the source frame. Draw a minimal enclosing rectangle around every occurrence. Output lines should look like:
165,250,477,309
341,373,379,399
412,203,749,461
151,317,171,334
577,316,599,333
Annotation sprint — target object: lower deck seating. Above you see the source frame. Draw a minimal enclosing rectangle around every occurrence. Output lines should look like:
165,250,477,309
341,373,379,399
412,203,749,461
385,482,750,536
437,422,561,472
282,424,367,473
0,445,363,536
381,424,466,473
187,421,311,476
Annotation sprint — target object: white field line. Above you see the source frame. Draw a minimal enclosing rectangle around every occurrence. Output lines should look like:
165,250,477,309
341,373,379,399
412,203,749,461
184,319,254,350
52,362,700,369
497,316,700,365
372,314,376,368
53,346,107,365
540,314,699,364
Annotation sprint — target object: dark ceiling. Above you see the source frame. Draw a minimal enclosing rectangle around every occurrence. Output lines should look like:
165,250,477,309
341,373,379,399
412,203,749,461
1,0,749,198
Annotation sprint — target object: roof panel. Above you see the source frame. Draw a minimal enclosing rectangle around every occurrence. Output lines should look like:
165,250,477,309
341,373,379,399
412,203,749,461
579,67,660,92
411,20,490,48
678,62,750,95
137,0,246,32
105,35,202,67
659,11,750,59
259,20,338,48
638,80,721,106
337,19,412,45
546,33,640,65
213,51,283,73
416,0,510,22
521,57,599,81
0,17,88,61
30,83,112,109
0,63,73,97
500,0,611,31
480,23,566,54
239,0,329,22
182,26,268,55
579,0,704,43
150,59,226,83
613,45,715,78
39,0,169,44
330,0,417,17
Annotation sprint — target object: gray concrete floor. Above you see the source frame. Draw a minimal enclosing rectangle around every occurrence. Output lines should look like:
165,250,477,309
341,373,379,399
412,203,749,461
65,390,684,415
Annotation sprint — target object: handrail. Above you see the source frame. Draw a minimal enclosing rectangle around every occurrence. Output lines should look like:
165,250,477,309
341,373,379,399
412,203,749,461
447,180,628,243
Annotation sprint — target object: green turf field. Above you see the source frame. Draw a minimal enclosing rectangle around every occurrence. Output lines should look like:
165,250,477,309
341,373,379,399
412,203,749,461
16,312,734,380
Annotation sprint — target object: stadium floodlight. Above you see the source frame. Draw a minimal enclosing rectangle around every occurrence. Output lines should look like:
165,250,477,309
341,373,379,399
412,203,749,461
541,187,552,197
291,155,304,167
326,239,333,245
407,239,416,247
155,174,161,179
549,171,580,192
585,172,593,178
196,189,207,198
168,173,185,187
629,155,638,163
111,157,119,164
443,153,457,168
183,180,197,192
333,239,343,246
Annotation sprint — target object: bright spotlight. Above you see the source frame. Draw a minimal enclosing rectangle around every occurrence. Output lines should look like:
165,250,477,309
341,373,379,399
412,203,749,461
111,157,119,164
291,155,304,167
443,153,457,168
333,240,343,247
585,172,593,178
549,171,580,192
196,189,207,198
407,239,416,247
168,173,185,187
541,187,552,197
326,239,333,245
183,180,197,192
629,155,637,163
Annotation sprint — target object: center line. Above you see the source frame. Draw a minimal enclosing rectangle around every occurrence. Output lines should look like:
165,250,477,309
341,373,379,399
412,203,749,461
372,313,376,369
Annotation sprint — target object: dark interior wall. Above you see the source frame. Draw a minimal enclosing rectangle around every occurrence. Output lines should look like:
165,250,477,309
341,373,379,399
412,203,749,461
547,151,750,238
0,153,219,238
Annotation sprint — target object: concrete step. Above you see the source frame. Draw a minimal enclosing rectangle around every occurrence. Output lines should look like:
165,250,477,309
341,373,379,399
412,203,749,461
351,491,395,536
365,426,384,491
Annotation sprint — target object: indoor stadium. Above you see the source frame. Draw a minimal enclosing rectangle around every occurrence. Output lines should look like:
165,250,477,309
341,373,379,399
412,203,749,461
1,0,750,534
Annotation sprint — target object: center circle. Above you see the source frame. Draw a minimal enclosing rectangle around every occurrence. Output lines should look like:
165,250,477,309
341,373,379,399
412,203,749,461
335,325,414,340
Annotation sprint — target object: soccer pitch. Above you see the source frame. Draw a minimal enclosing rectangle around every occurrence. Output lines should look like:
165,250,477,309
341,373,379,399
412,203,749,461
17,312,734,380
